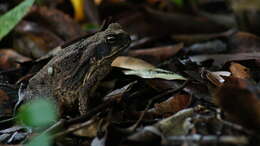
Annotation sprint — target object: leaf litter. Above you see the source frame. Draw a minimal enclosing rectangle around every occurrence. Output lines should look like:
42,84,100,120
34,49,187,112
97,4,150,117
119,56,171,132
0,0,260,146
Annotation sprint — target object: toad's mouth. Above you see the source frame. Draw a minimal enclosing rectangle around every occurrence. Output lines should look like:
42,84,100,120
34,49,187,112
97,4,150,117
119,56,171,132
105,35,131,60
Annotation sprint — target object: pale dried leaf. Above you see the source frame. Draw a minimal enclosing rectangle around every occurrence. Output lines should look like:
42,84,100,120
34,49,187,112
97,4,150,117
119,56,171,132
123,68,187,80
112,56,155,70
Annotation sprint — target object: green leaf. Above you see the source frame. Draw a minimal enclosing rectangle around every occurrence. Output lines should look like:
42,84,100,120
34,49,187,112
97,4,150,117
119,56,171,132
0,0,35,41
83,23,100,31
123,68,187,80
170,0,184,6
17,98,57,127
26,133,51,146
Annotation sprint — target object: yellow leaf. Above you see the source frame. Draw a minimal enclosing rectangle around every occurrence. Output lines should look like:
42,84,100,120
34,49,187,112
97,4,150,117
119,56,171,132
70,0,85,21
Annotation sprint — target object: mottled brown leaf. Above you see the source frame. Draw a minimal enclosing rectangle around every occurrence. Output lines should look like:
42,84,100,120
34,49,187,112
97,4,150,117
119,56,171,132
229,62,251,79
0,49,31,69
214,77,260,131
14,21,63,58
228,31,260,53
28,6,84,40
154,94,192,114
128,43,183,61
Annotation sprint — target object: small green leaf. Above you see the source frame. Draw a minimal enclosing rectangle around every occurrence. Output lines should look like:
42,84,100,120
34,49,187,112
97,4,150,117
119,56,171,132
0,0,35,41
123,68,187,80
83,23,100,31
170,0,184,6
17,98,57,127
26,133,51,146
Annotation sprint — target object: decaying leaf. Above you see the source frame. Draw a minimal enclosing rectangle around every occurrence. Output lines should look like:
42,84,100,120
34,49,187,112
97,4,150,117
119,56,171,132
229,62,251,79
14,21,63,58
206,71,231,87
228,31,260,53
0,49,31,69
0,126,31,144
214,77,260,131
113,56,186,80
1,1,260,145
73,119,98,137
127,106,202,144
230,0,260,11
103,81,137,102
29,6,84,40
123,69,186,80
112,56,155,70
128,43,183,61
0,86,18,116
171,29,235,44
157,107,201,136
154,94,192,114
187,40,227,54
190,52,260,67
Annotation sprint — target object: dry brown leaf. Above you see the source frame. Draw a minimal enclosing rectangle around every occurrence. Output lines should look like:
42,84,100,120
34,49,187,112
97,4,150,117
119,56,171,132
190,52,260,67
127,107,201,144
112,56,186,80
112,56,155,70
14,21,63,58
73,119,98,137
128,43,183,61
103,81,137,102
0,49,31,69
214,77,260,131
0,89,14,115
154,94,192,114
229,62,251,79
29,6,84,40
228,31,260,53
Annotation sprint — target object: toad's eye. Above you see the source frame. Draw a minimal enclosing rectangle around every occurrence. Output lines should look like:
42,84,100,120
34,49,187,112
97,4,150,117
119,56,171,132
106,34,118,44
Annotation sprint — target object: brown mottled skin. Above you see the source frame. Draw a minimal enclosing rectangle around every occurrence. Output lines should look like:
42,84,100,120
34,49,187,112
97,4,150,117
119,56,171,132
24,23,130,115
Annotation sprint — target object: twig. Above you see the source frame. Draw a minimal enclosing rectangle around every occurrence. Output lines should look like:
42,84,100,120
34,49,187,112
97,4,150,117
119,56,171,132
163,134,248,145
216,110,253,135
37,99,116,138
0,117,16,124
53,119,96,138
41,119,65,135
147,79,190,104
126,80,189,131
64,99,116,126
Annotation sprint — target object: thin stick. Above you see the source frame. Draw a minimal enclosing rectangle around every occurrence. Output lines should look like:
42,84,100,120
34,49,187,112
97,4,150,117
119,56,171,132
127,80,189,131
54,119,96,138
164,134,248,145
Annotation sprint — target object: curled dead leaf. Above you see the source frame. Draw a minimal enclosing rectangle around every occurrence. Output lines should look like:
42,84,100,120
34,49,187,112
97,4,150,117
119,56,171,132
229,62,251,79
214,77,260,131
228,31,260,53
0,49,31,69
123,69,187,80
128,43,183,61
29,6,84,40
112,56,186,80
112,56,155,70
206,71,231,87
154,94,192,114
